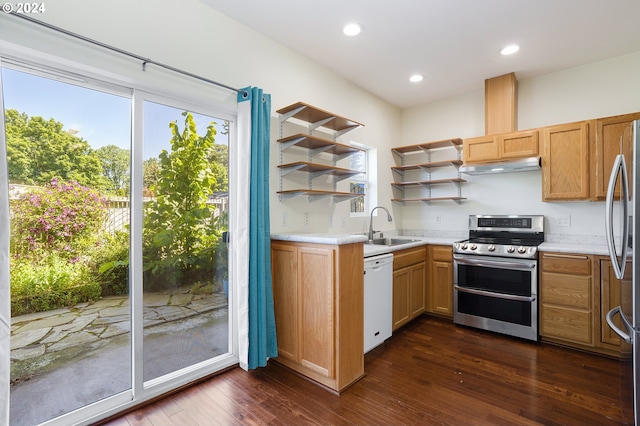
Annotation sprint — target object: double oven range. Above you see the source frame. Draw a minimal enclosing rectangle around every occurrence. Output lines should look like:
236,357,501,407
453,215,544,341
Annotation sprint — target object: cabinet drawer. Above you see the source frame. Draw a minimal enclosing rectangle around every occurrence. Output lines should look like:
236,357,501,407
541,306,592,345
541,272,591,309
394,246,426,270
541,253,591,275
430,245,452,262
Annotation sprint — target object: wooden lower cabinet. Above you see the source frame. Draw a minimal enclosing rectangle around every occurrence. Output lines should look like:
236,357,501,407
426,245,453,317
392,246,426,331
539,251,630,358
270,240,364,392
600,258,632,356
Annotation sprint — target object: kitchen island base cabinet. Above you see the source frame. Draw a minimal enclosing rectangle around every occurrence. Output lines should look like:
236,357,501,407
392,246,426,331
270,240,364,393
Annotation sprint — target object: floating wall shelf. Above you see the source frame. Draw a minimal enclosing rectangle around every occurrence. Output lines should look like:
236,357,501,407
390,138,466,204
276,102,365,203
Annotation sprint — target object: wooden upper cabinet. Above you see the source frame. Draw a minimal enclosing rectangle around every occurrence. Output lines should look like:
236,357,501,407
542,121,590,201
592,113,639,200
463,129,538,164
463,135,498,163
500,129,539,160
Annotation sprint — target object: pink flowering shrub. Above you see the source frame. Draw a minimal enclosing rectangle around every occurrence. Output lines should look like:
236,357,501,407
11,178,108,261
9,179,109,315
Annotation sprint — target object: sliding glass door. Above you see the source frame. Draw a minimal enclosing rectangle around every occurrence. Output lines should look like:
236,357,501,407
2,63,234,425
3,66,133,425
141,98,229,383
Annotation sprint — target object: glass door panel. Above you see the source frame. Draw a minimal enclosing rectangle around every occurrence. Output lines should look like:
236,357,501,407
142,100,229,382
3,67,132,425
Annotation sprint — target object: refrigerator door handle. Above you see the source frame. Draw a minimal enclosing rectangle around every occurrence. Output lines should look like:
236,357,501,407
605,154,629,280
606,306,634,345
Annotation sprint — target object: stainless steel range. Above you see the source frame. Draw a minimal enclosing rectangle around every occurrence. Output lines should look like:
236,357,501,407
453,215,544,341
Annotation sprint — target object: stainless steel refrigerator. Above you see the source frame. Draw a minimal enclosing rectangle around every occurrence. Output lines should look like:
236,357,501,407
605,119,639,425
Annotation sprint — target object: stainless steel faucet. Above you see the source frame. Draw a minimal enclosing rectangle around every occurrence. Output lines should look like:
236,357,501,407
368,206,393,242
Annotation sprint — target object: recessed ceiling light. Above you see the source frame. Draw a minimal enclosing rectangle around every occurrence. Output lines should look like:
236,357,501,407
500,44,520,55
409,74,424,83
343,23,363,36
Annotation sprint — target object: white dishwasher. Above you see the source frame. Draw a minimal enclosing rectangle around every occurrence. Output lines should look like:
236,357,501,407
364,253,393,354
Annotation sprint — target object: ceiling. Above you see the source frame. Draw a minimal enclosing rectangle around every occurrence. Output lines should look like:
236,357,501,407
199,0,640,109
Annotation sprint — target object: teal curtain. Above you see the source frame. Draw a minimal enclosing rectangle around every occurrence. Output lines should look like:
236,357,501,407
238,86,277,369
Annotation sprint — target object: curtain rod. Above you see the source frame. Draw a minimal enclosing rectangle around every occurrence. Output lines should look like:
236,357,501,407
8,12,242,95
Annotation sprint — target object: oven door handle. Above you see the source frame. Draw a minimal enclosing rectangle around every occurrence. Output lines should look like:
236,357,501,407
454,285,537,302
454,256,536,271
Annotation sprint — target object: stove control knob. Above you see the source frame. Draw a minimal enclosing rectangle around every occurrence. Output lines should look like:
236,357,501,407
518,246,527,254
470,244,477,250
487,244,496,252
461,243,468,250
507,246,516,253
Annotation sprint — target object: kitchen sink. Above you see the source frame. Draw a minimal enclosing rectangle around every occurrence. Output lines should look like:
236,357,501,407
366,237,421,246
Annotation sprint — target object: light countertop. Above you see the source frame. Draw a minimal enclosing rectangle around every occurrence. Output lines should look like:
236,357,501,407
538,242,609,256
270,232,367,245
271,232,613,257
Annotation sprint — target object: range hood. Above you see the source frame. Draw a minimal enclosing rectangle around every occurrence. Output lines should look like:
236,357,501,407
459,157,541,175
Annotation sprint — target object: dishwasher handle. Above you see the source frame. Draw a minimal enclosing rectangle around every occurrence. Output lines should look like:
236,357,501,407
364,254,394,270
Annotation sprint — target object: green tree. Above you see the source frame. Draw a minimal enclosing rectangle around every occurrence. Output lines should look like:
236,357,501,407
143,112,220,287
4,109,110,189
143,157,160,196
208,144,228,193
96,144,130,195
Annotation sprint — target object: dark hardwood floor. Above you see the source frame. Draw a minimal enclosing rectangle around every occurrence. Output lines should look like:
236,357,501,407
102,316,634,425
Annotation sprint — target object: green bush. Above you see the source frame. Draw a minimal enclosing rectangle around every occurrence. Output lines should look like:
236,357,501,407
93,230,129,296
10,179,109,315
10,255,101,316
11,178,108,262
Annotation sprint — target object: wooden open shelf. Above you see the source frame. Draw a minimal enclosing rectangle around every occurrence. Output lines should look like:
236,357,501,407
278,161,361,179
390,138,465,203
276,102,364,132
277,189,361,202
391,160,463,174
391,138,463,155
391,178,466,188
391,196,466,204
277,102,365,204
277,134,364,156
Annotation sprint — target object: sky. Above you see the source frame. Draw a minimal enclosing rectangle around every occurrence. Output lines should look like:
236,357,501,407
1,67,229,160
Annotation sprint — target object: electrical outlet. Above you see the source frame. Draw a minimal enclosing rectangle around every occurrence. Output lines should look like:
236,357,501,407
435,215,442,225
304,213,310,226
557,214,571,227
281,212,288,227
340,216,347,227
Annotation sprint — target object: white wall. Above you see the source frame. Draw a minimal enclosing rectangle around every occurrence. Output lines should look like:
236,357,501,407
401,51,640,241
